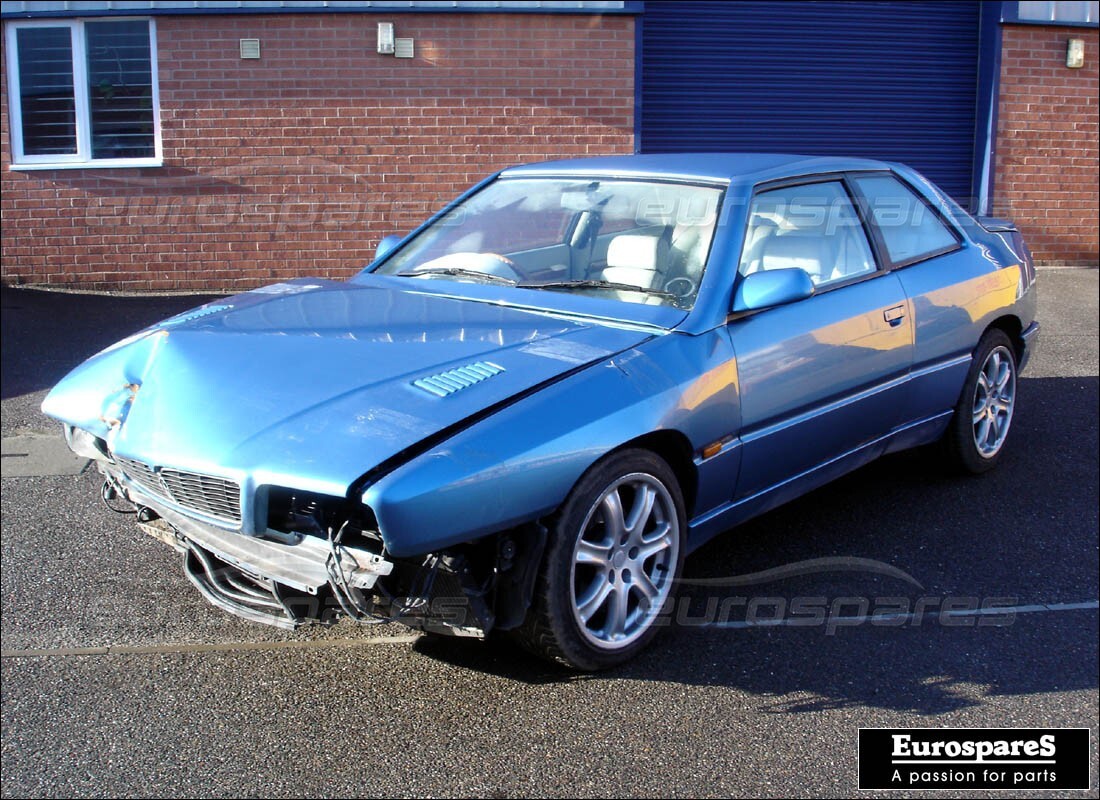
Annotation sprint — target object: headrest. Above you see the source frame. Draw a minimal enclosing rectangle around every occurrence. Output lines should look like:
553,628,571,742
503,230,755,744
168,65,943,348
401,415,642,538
607,234,665,271
760,234,834,278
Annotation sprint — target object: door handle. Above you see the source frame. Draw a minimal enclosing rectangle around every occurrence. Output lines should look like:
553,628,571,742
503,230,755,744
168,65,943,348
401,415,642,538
884,305,906,326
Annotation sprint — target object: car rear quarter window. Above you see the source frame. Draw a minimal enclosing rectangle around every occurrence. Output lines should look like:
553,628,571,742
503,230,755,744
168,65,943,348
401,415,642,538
854,174,959,265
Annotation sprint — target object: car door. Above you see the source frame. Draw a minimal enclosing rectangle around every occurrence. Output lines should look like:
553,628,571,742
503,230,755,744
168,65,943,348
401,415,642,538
729,177,914,500
848,171,991,427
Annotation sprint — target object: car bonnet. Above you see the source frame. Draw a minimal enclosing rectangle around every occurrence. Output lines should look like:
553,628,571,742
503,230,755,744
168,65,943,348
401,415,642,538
41,279,655,499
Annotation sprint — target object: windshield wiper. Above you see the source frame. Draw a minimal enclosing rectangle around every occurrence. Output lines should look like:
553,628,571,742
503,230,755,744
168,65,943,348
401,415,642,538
518,279,675,299
397,267,517,286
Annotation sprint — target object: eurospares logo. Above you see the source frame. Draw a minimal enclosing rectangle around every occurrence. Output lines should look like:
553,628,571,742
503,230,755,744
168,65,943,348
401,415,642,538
858,728,1091,791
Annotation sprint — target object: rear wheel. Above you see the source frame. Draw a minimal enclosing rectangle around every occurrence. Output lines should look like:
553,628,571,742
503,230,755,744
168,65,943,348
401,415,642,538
511,449,685,670
942,329,1018,474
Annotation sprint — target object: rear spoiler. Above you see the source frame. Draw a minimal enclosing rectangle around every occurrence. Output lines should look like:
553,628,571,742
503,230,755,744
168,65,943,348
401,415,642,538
976,216,1018,233
976,217,1035,285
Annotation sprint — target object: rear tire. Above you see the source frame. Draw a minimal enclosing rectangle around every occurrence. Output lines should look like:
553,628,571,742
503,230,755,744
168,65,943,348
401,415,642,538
510,449,686,670
941,329,1018,474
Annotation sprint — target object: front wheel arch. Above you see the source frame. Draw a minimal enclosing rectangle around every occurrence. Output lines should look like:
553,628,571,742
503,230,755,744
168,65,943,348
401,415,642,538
606,430,698,519
490,434,694,636
509,447,687,670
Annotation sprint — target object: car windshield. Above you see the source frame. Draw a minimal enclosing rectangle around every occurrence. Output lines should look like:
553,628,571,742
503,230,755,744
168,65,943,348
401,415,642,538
371,177,724,309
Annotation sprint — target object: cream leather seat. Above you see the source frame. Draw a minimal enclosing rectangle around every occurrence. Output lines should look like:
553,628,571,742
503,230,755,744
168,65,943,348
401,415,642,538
759,233,837,285
668,223,715,280
601,234,668,289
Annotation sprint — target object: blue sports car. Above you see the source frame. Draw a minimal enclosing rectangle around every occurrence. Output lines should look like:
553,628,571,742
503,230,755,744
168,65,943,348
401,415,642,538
43,154,1039,669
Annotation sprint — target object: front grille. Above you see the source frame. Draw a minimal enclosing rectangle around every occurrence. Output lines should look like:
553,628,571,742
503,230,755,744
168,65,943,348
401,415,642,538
160,469,241,523
117,457,170,501
117,457,241,525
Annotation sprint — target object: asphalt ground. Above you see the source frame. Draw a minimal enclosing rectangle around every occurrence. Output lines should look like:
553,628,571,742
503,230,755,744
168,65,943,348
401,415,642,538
1,271,1097,798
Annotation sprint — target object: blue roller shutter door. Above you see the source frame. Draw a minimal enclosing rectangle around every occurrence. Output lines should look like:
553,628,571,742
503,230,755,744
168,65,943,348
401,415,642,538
640,1,981,202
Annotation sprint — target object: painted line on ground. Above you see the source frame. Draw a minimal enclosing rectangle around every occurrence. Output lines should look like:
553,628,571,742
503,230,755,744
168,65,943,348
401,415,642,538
1,433,88,478
692,599,1099,629
0,633,423,660
4,601,1096,657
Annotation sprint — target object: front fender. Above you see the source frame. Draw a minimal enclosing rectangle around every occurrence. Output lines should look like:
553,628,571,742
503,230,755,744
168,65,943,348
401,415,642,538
363,330,739,557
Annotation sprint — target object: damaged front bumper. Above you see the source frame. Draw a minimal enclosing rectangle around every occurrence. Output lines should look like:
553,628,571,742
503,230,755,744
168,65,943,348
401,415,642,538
62,418,545,636
95,455,395,630
138,500,394,630
86,445,538,638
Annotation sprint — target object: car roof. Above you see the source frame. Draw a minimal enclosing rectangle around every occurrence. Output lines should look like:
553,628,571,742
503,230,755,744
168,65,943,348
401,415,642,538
501,153,894,186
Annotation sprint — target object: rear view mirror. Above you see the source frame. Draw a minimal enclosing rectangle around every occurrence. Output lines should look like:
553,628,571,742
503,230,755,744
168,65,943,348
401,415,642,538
732,268,815,312
374,234,402,262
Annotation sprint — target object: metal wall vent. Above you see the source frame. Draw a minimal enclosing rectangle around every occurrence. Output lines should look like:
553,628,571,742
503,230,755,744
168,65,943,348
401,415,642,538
413,361,504,397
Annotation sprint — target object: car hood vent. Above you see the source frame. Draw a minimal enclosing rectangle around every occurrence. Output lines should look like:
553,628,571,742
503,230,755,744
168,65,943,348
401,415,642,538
161,304,233,326
413,361,505,397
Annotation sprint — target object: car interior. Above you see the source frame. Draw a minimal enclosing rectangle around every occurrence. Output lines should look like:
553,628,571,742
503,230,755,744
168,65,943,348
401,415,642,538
738,183,877,288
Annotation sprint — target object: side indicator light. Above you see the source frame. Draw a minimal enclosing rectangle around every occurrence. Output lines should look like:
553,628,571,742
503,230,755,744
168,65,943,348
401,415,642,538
701,441,724,459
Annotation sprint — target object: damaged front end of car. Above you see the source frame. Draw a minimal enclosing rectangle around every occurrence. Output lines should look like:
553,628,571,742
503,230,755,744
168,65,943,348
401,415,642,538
79,428,548,637
40,279,668,646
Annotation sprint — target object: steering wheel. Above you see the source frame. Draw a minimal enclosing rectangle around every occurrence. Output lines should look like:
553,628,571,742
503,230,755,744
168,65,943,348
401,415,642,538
664,276,697,300
479,252,520,280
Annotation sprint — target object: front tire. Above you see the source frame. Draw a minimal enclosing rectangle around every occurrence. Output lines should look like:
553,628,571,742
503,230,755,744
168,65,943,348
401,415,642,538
942,329,1018,474
511,449,686,670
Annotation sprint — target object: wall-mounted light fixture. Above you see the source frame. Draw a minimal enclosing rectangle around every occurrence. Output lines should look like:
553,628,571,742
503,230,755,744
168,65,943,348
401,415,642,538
1066,38,1085,68
378,22,413,58
377,22,395,55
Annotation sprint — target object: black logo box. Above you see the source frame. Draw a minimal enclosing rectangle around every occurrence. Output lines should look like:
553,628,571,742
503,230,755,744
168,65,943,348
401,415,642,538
858,728,1091,791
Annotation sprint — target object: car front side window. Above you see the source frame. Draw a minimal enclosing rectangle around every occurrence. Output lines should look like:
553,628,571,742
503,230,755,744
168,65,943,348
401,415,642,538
738,180,877,289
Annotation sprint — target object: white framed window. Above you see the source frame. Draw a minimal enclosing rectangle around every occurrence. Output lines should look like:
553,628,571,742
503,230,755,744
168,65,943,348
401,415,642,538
1013,1,1099,25
5,18,161,169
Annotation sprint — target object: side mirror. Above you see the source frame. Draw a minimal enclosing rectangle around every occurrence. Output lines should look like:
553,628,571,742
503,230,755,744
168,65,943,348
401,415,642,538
374,234,402,262
732,268,815,313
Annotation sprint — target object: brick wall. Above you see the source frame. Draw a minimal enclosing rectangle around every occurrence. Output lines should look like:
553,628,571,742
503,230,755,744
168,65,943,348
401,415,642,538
994,25,1099,266
0,13,634,290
